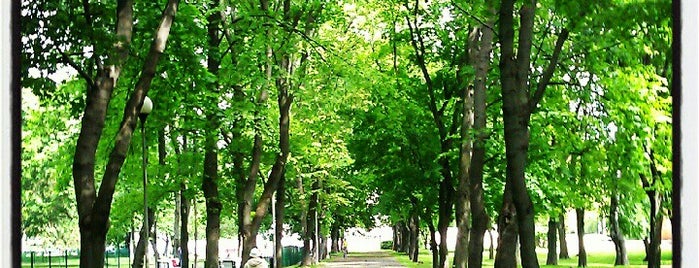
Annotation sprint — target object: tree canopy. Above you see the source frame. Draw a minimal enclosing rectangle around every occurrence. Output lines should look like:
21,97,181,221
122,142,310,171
21,0,672,267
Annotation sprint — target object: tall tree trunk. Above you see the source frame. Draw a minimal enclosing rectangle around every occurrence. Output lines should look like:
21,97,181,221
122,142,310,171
202,0,222,266
301,227,312,266
497,0,535,265
453,77,472,268
646,191,662,268
467,9,495,267
302,179,319,266
173,190,181,257
71,1,179,266
401,221,410,253
427,218,439,268
488,229,494,260
393,224,399,251
407,220,415,258
274,173,285,268
453,25,476,266
320,236,328,260
558,213,570,259
202,128,221,268
180,186,190,268
576,208,587,267
496,0,569,266
609,194,629,265
641,158,663,268
495,185,518,268
154,127,167,263
409,212,420,262
165,129,181,258
132,208,155,268
173,134,190,268
546,217,558,265
240,1,300,261
152,214,160,262
438,177,453,268
404,4,456,266
331,224,340,253
298,176,309,264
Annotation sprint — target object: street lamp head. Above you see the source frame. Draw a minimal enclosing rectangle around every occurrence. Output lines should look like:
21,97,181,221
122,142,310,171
140,96,153,115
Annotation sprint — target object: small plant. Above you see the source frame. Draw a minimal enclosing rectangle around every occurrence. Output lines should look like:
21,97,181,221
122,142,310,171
380,240,394,250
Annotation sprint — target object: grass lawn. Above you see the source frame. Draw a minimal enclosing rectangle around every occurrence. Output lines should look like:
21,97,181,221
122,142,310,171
20,256,198,268
20,256,132,268
392,250,672,268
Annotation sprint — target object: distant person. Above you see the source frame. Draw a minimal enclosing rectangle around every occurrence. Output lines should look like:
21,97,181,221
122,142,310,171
244,247,269,268
342,239,348,258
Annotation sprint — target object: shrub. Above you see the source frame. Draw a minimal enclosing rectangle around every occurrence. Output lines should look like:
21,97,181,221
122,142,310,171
380,241,393,250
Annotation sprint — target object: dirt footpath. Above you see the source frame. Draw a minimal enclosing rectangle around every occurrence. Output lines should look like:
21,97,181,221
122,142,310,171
321,251,406,268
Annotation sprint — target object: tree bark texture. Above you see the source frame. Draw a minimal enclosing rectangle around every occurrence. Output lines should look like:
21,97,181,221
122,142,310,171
202,128,221,268
546,218,558,265
71,1,179,267
173,134,190,268
576,208,587,267
488,229,494,260
642,149,664,268
496,0,569,266
202,0,222,266
393,224,399,251
331,224,340,253
558,213,570,259
401,221,410,253
152,215,160,262
173,188,181,257
180,186,190,268
274,174,285,268
301,179,320,266
645,189,662,268
497,1,536,266
409,212,420,262
453,25,478,267
609,194,629,265
132,208,155,268
467,9,495,268
495,185,518,268
320,236,329,260
453,42,474,267
427,219,439,268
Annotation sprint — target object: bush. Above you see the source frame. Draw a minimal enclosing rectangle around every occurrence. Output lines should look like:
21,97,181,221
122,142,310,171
380,241,393,250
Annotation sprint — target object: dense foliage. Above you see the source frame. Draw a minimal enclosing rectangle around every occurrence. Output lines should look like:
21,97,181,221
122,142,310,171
21,0,671,267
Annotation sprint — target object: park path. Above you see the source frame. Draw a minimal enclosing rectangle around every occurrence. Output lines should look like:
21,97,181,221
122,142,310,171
320,251,406,268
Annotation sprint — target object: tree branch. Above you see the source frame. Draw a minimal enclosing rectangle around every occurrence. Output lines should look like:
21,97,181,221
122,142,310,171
93,0,180,217
61,52,95,88
404,1,444,139
529,28,569,113
451,1,497,37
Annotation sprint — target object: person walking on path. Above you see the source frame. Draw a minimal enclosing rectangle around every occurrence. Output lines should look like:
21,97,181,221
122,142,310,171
244,247,269,268
342,239,348,258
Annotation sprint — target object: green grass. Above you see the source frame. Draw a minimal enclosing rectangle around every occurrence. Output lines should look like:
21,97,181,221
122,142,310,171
392,250,672,268
20,256,200,268
20,256,132,268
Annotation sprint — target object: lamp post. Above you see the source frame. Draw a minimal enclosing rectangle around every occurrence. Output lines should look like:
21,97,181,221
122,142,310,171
140,96,153,268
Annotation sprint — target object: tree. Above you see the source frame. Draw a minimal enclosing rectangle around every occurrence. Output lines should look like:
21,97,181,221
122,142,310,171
494,0,570,266
22,0,180,266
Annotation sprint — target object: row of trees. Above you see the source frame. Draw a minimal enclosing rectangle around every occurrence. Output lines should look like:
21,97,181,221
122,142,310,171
346,0,671,268
21,0,671,268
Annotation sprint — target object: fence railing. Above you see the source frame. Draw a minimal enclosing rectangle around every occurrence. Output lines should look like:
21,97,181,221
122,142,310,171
21,250,130,268
21,246,304,268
